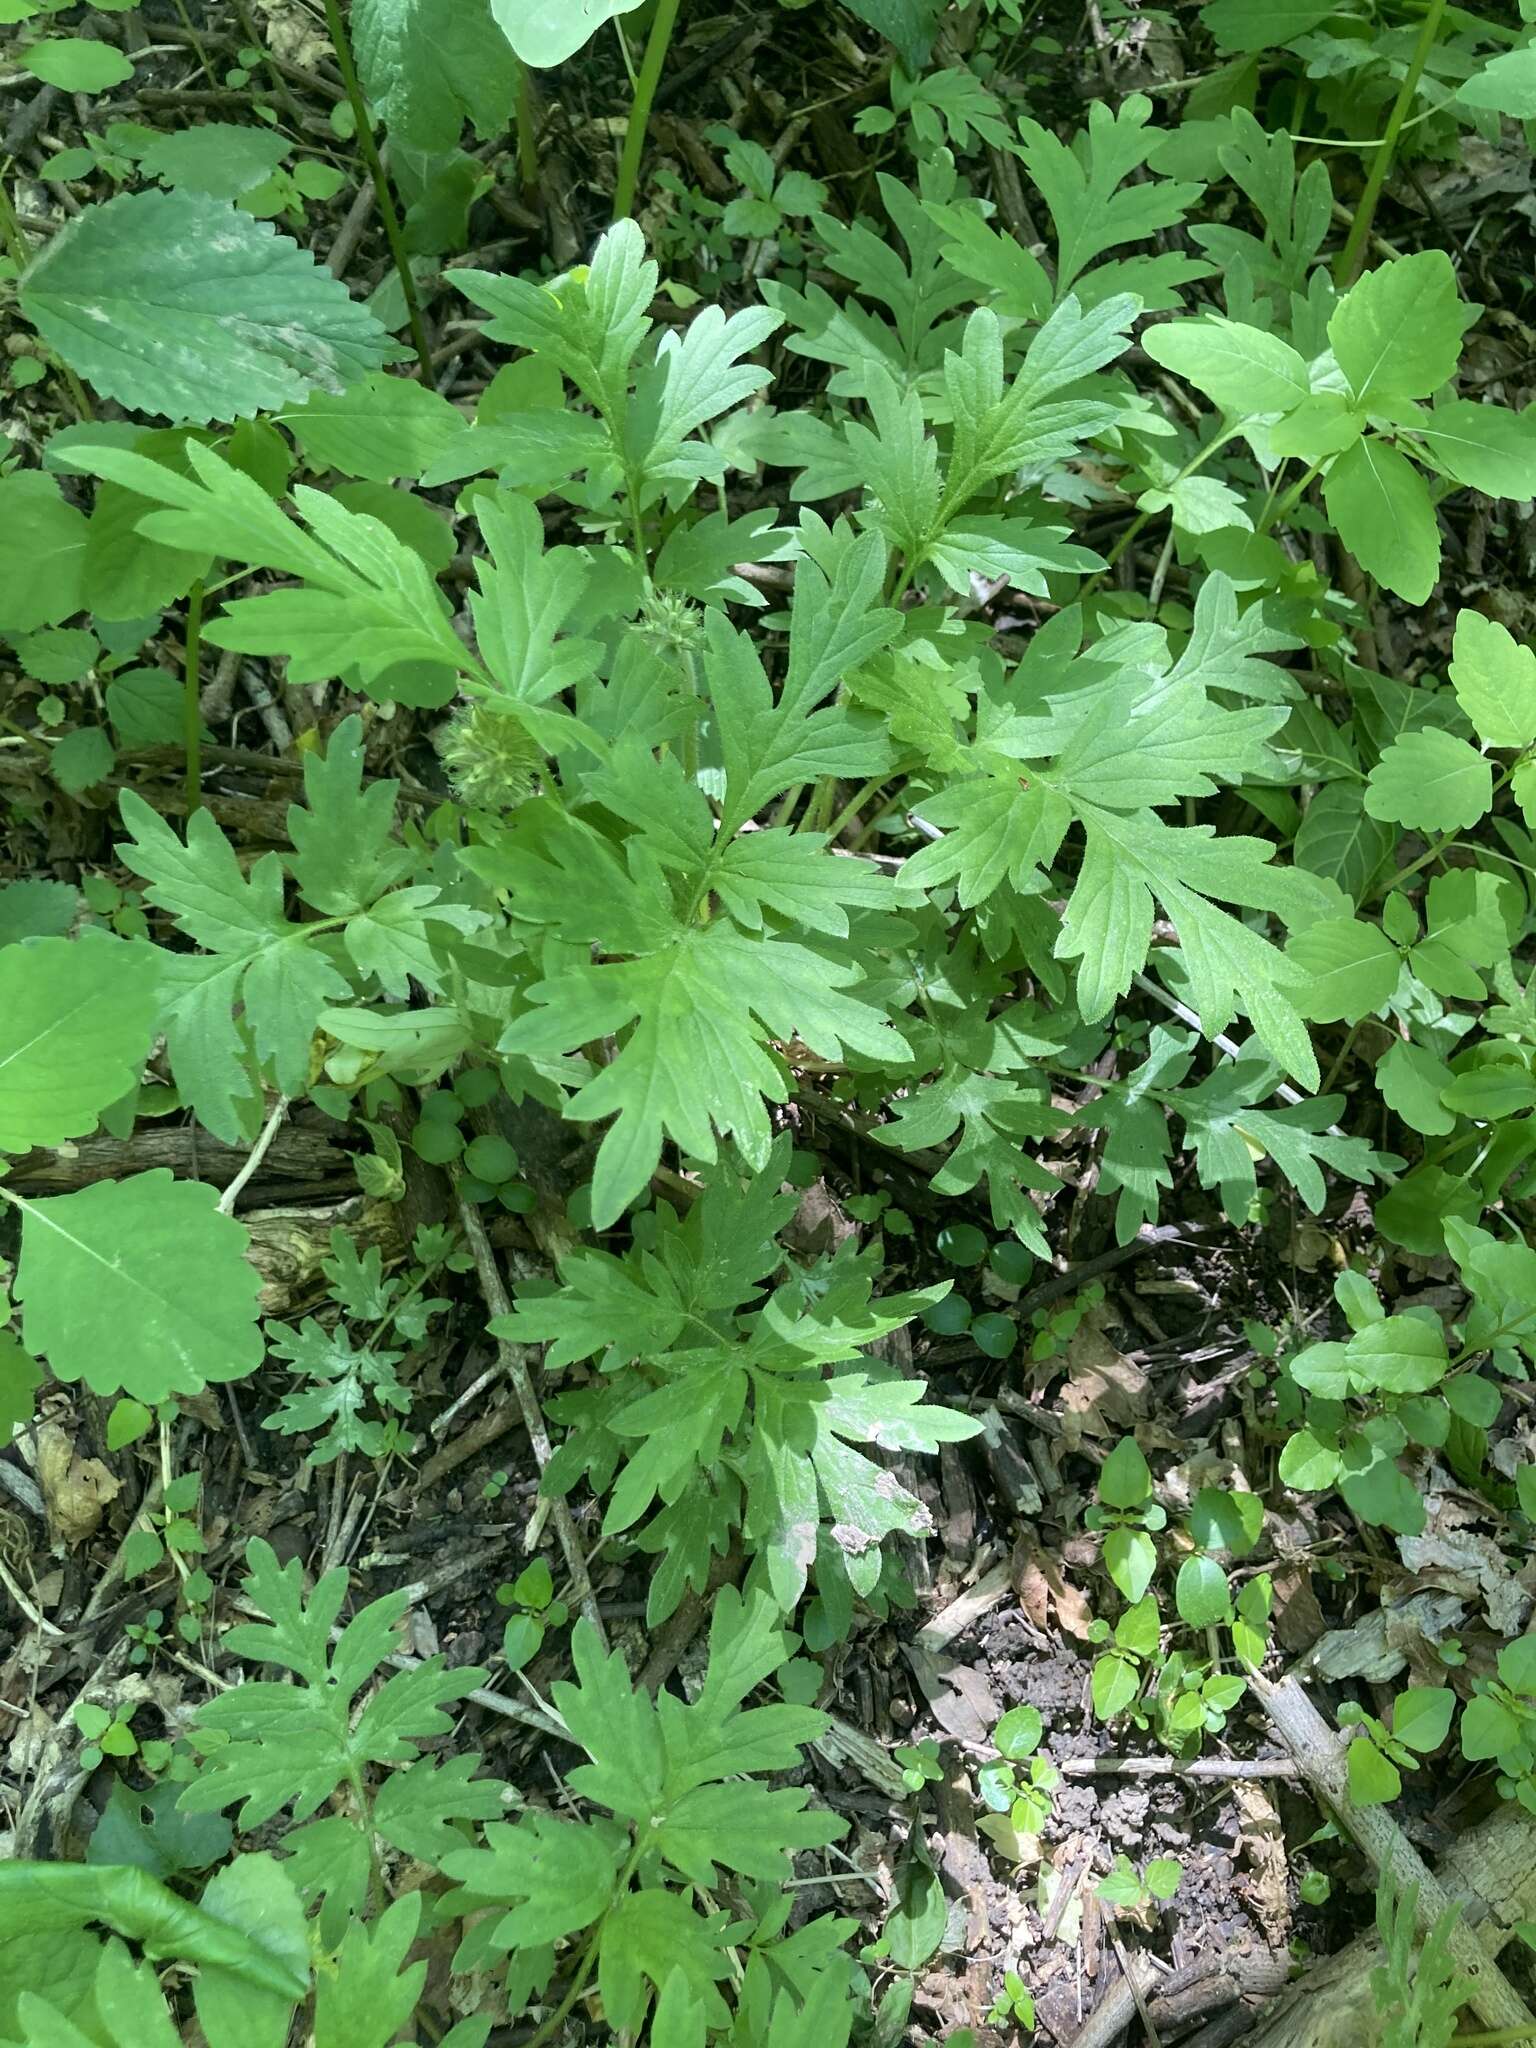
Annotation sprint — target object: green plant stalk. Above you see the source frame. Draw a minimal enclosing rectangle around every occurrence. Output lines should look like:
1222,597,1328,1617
1333,0,1448,289
317,0,435,387
515,59,540,198
612,0,683,220
168,0,217,87
183,579,205,818
1083,424,1244,596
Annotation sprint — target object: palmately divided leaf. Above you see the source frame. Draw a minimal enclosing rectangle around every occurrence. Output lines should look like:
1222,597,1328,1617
503,924,897,1228
21,190,395,423
67,439,472,698
1060,805,1327,1086
457,219,657,423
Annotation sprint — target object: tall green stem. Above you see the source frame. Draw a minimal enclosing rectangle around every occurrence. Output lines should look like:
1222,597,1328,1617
318,0,435,386
612,0,683,220
183,579,205,817
515,59,540,197
1333,0,1448,288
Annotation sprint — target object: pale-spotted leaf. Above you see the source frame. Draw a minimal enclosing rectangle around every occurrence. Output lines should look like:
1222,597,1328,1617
20,190,395,423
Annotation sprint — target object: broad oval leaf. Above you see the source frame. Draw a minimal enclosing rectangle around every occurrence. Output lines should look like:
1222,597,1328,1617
1283,917,1400,1025
1391,1686,1454,1755
20,190,395,424
1174,1554,1231,1630
15,1170,263,1401
0,937,159,1154
1364,728,1493,835
489,0,644,67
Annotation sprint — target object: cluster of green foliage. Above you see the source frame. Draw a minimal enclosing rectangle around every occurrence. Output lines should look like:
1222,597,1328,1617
4,0,1536,2038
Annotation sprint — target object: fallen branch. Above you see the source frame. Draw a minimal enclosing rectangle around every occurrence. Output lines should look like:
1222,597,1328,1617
453,1183,607,1650
1249,1669,1536,2037
1058,1754,1303,1780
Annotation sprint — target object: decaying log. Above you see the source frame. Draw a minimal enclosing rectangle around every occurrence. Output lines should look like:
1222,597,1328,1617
1245,1670,1536,2047
1243,1800,1536,2048
8,1124,346,1194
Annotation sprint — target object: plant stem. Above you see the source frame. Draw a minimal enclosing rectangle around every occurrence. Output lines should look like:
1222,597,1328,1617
612,0,682,220
318,0,434,387
1083,425,1243,596
515,59,540,198
183,579,205,817
168,0,217,86
1255,460,1323,537
1332,0,1448,288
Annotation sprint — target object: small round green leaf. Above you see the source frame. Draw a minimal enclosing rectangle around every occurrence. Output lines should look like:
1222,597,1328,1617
1391,1686,1454,1755
1347,1736,1402,1807
936,1222,987,1267
412,1119,463,1163
1461,1693,1522,1762
971,1312,1017,1360
464,1133,519,1183
988,1240,1035,1286
994,1705,1043,1761
923,1293,971,1335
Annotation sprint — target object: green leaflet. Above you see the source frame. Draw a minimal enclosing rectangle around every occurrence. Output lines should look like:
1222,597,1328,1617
0,1861,307,1999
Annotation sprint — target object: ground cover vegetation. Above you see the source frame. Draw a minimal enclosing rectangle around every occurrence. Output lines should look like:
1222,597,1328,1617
2,0,1536,2040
